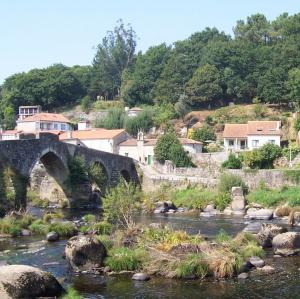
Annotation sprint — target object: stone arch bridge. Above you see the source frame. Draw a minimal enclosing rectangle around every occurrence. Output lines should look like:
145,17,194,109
0,133,138,211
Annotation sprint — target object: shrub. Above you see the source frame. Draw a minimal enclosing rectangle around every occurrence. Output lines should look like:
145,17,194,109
222,153,242,169
97,235,113,250
214,193,231,211
94,107,125,129
103,180,141,229
154,132,193,167
244,143,282,169
294,116,300,132
91,221,112,235
174,254,208,279
240,241,264,259
0,216,22,237
48,222,77,237
215,229,232,243
105,247,145,271
192,126,216,143
82,214,96,223
66,156,89,191
125,108,154,136
62,287,83,299
29,219,49,235
88,163,108,194
218,173,248,194
43,212,63,223
153,103,177,127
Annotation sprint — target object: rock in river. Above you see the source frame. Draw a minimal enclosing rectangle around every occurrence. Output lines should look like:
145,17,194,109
256,223,287,248
46,231,59,242
65,235,107,272
272,232,300,256
249,256,265,268
132,273,150,281
245,208,273,220
0,265,63,298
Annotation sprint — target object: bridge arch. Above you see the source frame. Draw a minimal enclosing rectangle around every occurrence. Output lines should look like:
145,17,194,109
88,160,109,195
28,149,70,205
120,169,131,183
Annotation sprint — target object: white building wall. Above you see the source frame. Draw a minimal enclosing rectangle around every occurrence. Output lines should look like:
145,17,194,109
17,121,37,132
183,144,202,154
247,135,280,150
80,139,114,153
112,132,128,154
119,146,139,161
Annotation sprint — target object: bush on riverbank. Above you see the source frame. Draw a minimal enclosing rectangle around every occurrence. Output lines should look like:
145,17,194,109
0,213,35,237
247,186,300,207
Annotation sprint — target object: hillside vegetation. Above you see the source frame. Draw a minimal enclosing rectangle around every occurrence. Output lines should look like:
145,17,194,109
0,13,300,130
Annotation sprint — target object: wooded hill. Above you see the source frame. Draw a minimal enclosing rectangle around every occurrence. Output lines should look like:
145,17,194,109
0,13,300,129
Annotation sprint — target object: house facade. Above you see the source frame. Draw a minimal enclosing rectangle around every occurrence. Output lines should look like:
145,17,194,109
59,129,128,154
223,121,281,151
118,132,202,165
17,113,72,132
18,105,42,120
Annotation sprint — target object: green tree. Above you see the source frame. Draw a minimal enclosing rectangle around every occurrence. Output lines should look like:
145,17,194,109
2,106,16,129
95,108,126,129
125,108,154,136
222,153,242,169
154,132,193,167
192,126,216,143
287,68,300,104
186,64,223,106
89,20,137,100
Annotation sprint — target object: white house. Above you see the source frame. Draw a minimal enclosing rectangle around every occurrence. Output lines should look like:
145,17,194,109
60,128,128,154
118,132,202,165
18,105,42,120
0,130,19,140
17,113,72,133
223,121,281,151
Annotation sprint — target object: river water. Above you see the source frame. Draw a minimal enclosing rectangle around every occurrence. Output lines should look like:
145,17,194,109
1,209,300,299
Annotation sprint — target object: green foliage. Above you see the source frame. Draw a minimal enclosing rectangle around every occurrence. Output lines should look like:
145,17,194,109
293,117,300,132
218,173,248,194
94,108,125,129
192,126,216,143
244,143,282,169
153,103,177,127
2,106,16,129
105,247,145,271
103,180,140,229
186,64,223,105
215,229,232,243
80,96,91,113
247,186,300,207
29,219,49,235
282,146,300,161
125,108,154,136
174,254,208,279
214,193,231,211
222,153,242,169
172,187,218,210
89,20,136,100
92,100,124,111
284,169,300,184
90,221,112,235
61,287,83,299
66,156,89,191
287,68,300,104
88,163,108,194
154,132,193,167
82,214,96,223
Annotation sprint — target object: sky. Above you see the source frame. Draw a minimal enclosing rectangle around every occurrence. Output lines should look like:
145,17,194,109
0,0,299,83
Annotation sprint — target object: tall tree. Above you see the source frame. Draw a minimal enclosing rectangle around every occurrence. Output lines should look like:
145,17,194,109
89,20,137,100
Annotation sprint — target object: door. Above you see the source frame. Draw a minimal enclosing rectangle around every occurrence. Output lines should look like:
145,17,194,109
147,155,152,165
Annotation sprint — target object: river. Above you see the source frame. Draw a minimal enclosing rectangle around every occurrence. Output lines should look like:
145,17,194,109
1,208,300,299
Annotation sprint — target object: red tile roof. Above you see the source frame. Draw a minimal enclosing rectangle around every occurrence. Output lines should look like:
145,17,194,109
119,138,202,147
223,121,281,138
18,113,71,123
59,129,126,140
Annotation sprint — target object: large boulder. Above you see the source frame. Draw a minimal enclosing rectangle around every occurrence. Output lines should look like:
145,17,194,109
65,235,107,272
256,223,287,248
0,265,63,298
272,232,300,256
245,208,273,220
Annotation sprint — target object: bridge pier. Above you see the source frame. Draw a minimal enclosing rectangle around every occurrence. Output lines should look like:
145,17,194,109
11,173,28,211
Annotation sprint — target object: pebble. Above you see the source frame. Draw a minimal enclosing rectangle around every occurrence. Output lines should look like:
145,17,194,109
238,272,249,279
249,256,265,268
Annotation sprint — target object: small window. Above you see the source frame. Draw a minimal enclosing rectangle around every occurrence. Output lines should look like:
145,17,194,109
228,139,234,146
269,140,275,144
252,140,259,147
125,153,128,157
61,124,66,130
54,123,58,130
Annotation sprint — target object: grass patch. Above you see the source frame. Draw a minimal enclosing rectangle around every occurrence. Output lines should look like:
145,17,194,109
61,287,83,299
82,214,96,223
247,186,300,207
105,247,146,271
174,254,208,279
218,173,248,194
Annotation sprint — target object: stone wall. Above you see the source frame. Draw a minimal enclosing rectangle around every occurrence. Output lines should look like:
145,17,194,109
144,161,298,192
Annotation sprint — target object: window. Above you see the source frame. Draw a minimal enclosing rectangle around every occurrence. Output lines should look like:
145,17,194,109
61,124,66,130
269,140,275,144
54,123,58,130
125,153,128,157
228,139,234,146
252,140,259,147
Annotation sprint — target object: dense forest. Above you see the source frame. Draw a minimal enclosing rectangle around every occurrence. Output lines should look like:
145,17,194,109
1,13,300,128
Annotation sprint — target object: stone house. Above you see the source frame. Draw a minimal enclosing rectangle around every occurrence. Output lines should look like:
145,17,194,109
223,121,281,151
